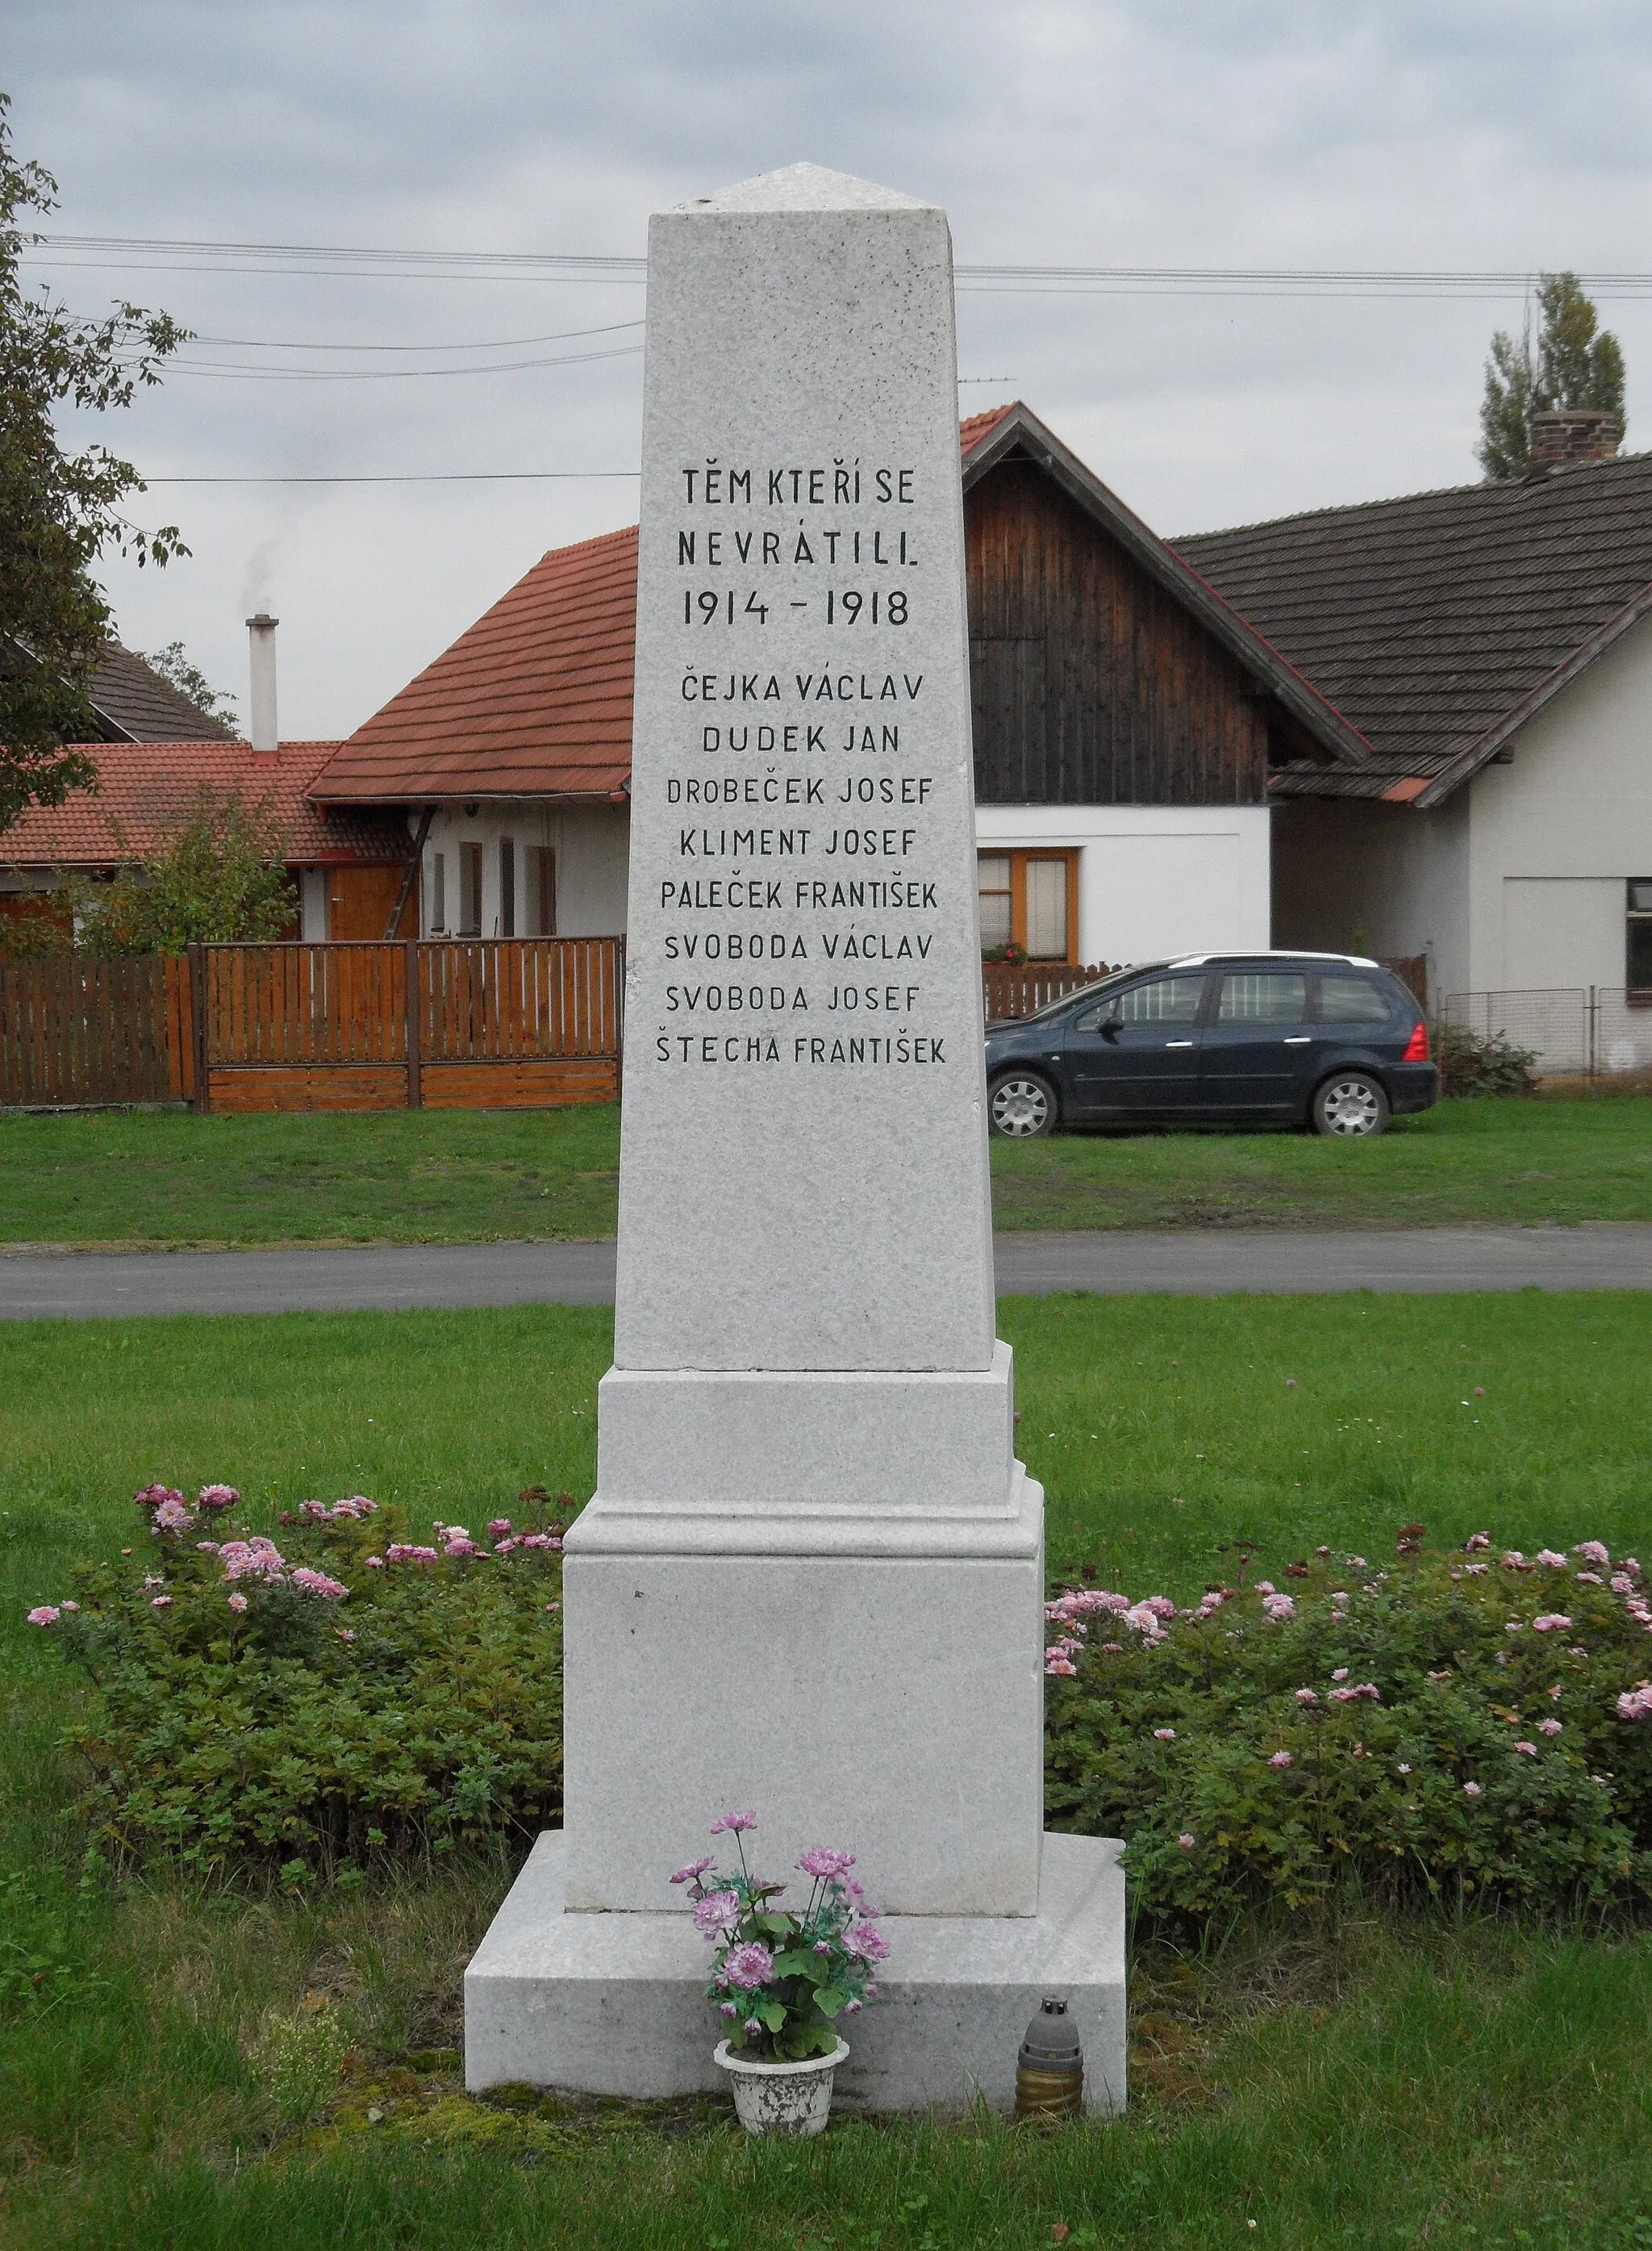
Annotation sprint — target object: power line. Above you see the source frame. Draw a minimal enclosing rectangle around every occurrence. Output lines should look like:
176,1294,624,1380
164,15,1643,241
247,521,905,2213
28,232,1652,299
191,317,645,352
140,470,641,483
169,341,643,380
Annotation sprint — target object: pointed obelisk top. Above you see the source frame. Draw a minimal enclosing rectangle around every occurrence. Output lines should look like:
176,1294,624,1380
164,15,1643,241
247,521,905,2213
677,161,931,215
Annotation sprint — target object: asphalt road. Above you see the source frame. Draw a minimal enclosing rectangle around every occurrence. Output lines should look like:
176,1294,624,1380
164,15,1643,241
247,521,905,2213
0,1223,1649,1320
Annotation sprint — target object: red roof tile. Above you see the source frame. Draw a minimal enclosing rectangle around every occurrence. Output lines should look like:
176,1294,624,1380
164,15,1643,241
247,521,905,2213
958,403,1017,457
313,419,1025,808
313,526,638,804
0,740,410,868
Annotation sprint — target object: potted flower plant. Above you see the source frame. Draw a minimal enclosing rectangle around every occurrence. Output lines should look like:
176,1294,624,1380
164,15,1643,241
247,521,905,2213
670,1811,887,2138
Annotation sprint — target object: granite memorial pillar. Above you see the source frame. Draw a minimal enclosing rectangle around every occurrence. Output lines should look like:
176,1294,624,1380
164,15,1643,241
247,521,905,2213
466,164,1123,2113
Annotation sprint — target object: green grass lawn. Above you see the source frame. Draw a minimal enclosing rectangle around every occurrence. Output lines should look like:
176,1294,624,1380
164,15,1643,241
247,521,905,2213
1,1092,1650,1247
3,1291,1650,2245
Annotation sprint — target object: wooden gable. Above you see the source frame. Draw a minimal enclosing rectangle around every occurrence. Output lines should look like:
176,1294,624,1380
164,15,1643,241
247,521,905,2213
966,455,1272,808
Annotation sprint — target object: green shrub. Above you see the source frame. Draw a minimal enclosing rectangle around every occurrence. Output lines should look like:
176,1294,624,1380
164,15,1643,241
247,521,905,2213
30,1485,566,1879
1434,1018,1541,1096
1045,1532,1652,1928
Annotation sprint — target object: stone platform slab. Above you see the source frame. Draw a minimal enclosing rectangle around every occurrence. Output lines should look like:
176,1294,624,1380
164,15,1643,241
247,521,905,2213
465,1829,1125,2115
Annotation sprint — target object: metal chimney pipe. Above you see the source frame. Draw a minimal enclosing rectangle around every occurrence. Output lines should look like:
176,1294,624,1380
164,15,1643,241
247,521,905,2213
246,612,279,752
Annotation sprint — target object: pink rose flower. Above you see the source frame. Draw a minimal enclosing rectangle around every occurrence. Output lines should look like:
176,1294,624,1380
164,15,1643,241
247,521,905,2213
1269,1750,1293,1769
1178,1833,1195,1849
1153,1728,1176,1743
227,1592,248,1614
670,1857,715,1886
290,1567,348,1601
1463,1781,1482,1798
26,1605,60,1627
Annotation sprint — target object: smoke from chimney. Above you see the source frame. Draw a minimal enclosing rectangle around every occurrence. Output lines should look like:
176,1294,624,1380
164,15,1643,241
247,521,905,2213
245,613,279,752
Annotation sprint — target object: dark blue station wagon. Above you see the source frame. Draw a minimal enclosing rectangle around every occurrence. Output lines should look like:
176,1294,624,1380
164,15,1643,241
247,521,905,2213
985,952,1437,1139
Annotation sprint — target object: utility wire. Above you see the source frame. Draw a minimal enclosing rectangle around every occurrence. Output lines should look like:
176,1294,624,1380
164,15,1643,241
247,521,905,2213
169,341,644,380
140,470,642,483
190,316,645,352
27,233,1652,298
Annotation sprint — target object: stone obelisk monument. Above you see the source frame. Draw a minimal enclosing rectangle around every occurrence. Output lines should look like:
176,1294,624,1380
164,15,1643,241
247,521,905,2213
466,164,1123,2113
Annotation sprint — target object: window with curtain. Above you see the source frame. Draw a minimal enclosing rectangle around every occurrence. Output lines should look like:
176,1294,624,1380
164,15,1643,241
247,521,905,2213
976,850,1077,962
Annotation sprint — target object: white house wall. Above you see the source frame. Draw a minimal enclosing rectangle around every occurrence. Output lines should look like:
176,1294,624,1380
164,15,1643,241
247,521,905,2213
1466,609,1652,996
973,804,1270,967
420,803,630,938
1271,796,1471,997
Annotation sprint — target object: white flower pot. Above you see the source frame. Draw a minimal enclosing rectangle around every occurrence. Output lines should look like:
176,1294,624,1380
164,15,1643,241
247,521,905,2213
713,2037,850,2138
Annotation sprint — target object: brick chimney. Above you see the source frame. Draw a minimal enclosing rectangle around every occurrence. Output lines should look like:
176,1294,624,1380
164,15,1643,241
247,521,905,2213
245,612,279,752
1527,407,1621,475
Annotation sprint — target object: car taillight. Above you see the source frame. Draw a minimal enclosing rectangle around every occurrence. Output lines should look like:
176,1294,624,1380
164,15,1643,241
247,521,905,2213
1402,1021,1429,1063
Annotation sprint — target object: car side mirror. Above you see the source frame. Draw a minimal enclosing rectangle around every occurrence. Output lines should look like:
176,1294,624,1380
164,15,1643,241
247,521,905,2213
1100,1009,1122,1036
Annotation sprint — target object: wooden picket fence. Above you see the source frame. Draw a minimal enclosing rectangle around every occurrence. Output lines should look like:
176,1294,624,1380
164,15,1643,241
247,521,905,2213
0,939,624,1113
0,956,194,1106
0,942,1428,1111
981,961,1117,1021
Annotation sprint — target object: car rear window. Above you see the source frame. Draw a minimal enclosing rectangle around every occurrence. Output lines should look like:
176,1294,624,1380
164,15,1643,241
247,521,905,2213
1318,974,1396,1025
1216,971,1307,1024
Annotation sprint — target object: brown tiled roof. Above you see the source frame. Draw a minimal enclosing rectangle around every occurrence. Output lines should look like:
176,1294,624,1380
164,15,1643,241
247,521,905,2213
0,740,410,868
313,526,639,804
315,416,1028,808
1266,750,1459,804
89,642,236,743
1177,450,1652,804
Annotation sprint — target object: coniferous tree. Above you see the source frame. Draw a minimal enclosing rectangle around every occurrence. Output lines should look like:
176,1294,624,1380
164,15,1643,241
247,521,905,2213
1479,273,1627,481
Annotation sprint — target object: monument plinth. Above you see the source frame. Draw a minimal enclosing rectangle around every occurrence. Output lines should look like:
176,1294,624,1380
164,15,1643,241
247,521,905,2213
465,163,1124,2113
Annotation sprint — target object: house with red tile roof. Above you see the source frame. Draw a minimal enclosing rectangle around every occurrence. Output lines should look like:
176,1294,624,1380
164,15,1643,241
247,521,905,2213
0,641,413,942
314,403,1363,963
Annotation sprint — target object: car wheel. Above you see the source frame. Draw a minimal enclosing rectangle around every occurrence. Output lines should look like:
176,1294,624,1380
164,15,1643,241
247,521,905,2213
1311,1071,1391,1138
990,1072,1058,1138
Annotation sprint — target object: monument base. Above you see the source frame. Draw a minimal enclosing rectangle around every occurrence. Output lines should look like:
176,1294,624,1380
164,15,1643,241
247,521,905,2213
465,1831,1126,2116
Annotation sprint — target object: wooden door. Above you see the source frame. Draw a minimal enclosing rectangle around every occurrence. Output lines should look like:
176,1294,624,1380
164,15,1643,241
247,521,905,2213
327,864,415,942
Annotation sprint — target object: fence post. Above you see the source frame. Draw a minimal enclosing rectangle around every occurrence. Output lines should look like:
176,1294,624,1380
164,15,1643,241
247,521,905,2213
405,938,422,1109
187,944,211,1114
614,935,626,1104
1587,986,1598,1085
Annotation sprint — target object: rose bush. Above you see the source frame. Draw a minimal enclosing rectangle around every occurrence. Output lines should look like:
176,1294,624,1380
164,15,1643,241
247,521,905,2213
1045,1530,1652,1927
28,1483,569,1879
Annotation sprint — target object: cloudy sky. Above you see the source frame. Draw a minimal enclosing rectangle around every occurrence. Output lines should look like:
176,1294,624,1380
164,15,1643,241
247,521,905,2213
10,1,1652,737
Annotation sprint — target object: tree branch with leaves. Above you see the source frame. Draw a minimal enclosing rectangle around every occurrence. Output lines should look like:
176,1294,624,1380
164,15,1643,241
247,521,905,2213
0,91,190,829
